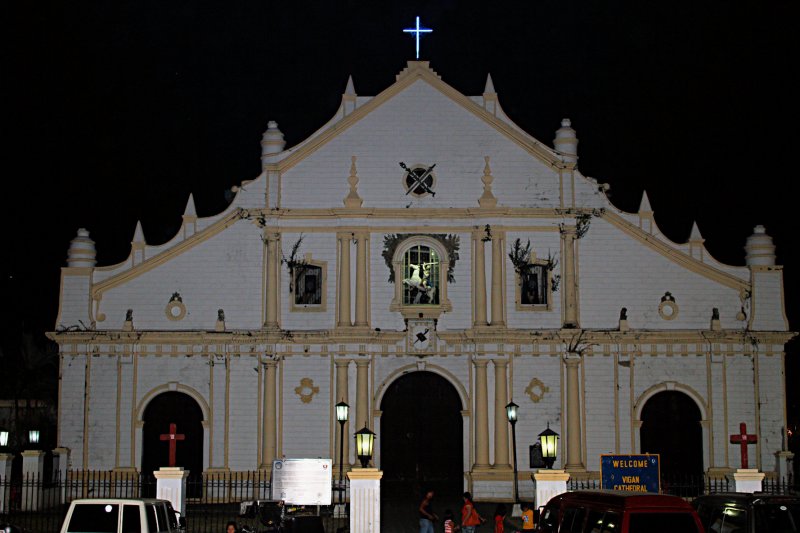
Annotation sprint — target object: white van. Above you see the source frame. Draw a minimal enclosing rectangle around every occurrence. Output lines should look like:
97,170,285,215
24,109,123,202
59,498,185,533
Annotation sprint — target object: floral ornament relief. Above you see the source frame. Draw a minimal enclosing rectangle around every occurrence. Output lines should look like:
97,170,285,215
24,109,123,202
294,378,320,404
525,378,550,403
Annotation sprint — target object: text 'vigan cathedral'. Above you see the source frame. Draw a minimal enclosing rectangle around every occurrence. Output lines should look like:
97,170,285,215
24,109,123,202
51,61,794,500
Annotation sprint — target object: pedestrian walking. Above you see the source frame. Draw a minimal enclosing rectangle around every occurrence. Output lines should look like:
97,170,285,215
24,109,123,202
521,503,535,530
461,491,485,533
493,504,507,533
419,489,438,533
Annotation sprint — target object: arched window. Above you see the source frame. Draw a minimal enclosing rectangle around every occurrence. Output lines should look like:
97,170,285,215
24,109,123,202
402,245,440,305
390,237,452,318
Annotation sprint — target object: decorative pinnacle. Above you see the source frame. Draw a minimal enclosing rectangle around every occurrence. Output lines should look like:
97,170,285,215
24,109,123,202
344,155,363,208
478,156,498,208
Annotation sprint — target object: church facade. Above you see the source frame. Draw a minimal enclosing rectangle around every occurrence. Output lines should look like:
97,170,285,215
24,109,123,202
51,62,793,499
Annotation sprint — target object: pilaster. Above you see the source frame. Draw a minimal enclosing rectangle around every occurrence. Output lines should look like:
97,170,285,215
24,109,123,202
474,359,490,468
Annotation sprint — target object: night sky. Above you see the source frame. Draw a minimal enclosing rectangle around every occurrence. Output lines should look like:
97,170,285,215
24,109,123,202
5,3,799,435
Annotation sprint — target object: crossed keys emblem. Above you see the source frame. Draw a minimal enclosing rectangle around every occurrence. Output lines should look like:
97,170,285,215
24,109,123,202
399,162,436,197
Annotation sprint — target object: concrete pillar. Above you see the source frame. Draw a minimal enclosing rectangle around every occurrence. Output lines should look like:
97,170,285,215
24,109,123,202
261,360,278,468
490,232,506,326
564,354,585,471
533,469,570,510
53,447,70,504
355,233,369,327
0,453,12,513
22,450,45,511
338,234,352,328
335,360,351,469
348,468,383,533
355,359,370,430
561,226,578,327
727,469,765,493
154,467,190,515
265,233,280,329
473,232,488,326
493,360,510,469
474,360,490,468
776,451,794,481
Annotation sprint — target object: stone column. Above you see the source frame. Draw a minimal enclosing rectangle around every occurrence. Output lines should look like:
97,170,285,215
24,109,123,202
155,467,190,515
561,226,579,328
22,450,45,511
355,232,369,327
474,360,490,468
564,354,585,471
473,231,488,326
533,469,570,509
727,469,765,493
493,359,510,469
355,359,370,431
490,232,506,326
265,233,280,329
0,453,12,513
335,360,351,468
348,468,383,533
338,234,352,328
261,360,278,468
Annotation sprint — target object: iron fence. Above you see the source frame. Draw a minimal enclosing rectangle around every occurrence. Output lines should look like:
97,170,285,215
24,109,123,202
0,470,349,533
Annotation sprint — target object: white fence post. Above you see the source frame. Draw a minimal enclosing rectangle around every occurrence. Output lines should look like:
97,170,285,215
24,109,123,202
347,468,382,533
0,453,12,513
728,468,765,493
154,467,189,515
21,450,45,511
533,469,570,510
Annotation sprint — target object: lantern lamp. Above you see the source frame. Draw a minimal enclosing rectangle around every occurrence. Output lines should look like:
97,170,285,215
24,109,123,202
28,430,40,445
354,424,376,468
505,401,519,424
0,429,8,447
336,401,350,423
539,423,560,469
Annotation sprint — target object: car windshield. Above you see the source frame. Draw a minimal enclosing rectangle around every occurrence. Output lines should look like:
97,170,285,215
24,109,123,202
755,503,799,532
66,503,119,532
628,512,700,533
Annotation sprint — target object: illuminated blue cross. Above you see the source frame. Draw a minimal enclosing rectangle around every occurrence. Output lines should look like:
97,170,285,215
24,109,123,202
403,16,432,59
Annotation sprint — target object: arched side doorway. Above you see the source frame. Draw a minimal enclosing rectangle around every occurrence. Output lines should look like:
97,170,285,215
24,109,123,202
639,390,704,477
379,371,463,501
141,391,204,495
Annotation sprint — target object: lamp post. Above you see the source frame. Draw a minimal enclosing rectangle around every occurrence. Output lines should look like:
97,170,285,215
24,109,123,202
539,423,560,469
506,401,519,504
354,424,376,468
335,400,349,503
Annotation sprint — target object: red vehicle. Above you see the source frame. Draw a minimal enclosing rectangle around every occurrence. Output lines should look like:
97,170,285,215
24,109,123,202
535,490,705,533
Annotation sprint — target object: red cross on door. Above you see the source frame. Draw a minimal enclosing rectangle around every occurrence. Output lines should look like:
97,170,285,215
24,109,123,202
159,423,186,467
730,422,758,469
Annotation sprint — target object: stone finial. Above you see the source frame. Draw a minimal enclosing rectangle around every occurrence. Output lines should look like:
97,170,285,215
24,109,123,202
484,73,496,94
638,191,653,213
478,156,498,208
745,225,776,266
261,121,286,160
689,221,705,261
67,228,97,268
343,156,364,208
344,75,356,96
554,118,578,165
132,220,146,245
183,193,197,217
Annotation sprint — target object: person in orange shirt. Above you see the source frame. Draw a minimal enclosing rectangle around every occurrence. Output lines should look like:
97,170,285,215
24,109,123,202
521,503,535,530
461,492,485,533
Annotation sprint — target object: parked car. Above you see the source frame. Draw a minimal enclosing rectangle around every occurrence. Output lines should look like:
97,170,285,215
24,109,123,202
535,490,705,533
692,492,799,532
59,498,186,533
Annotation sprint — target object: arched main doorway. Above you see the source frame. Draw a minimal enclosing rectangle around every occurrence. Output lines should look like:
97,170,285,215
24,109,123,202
141,391,204,495
640,391,703,477
380,371,463,502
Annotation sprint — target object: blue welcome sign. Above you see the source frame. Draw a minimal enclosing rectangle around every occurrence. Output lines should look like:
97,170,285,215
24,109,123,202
600,454,660,493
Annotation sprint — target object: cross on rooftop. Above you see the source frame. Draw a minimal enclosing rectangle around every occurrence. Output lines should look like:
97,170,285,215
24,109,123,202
403,16,432,59
730,422,758,469
159,422,186,467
